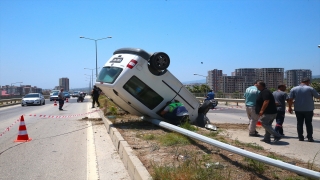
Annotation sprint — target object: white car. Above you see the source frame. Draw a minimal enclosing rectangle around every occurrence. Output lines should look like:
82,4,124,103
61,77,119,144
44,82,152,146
21,93,45,106
96,48,212,126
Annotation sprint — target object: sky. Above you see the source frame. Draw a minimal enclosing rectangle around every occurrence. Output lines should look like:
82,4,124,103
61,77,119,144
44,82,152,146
0,0,319,89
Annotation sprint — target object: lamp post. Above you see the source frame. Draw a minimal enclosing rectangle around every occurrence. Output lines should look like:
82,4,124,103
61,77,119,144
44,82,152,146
84,74,92,90
84,68,94,88
80,36,112,77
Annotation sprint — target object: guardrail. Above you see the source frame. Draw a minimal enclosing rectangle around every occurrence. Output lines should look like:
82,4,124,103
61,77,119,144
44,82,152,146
196,97,320,109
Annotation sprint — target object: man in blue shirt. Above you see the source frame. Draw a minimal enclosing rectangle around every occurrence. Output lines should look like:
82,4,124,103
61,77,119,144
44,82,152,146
206,90,215,100
288,77,320,142
244,80,260,137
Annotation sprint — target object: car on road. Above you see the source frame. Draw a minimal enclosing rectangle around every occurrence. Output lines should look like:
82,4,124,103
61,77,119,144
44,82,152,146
63,92,71,99
72,91,80,97
21,93,45,106
50,92,59,101
96,48,211,126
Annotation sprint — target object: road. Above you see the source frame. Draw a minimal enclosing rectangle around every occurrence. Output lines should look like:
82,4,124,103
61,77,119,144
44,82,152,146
207,103,320,166
0,98,129,180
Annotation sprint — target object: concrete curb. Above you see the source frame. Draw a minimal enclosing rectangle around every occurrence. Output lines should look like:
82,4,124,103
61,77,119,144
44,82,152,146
97,109,152,180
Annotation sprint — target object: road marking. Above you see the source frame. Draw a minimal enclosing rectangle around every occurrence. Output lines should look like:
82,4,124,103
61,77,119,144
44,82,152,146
87,120,99,180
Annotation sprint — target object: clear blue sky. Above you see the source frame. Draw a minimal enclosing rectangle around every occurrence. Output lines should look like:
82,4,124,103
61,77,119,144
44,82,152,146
1,0,319,89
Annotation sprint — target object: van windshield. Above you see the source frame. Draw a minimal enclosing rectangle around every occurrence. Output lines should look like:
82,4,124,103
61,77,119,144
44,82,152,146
97,67,123,84
123,76,163,110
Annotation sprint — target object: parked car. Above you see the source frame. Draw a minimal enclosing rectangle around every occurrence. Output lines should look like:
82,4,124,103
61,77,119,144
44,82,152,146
95,48,211,126
63,92,71,99
21,93,45,106
50,92,59,101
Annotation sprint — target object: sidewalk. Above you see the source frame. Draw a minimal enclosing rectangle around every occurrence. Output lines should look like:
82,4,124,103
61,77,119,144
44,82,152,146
86,103,130,180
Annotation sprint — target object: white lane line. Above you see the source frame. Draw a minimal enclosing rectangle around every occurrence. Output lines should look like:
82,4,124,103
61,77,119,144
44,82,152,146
87,120,99,180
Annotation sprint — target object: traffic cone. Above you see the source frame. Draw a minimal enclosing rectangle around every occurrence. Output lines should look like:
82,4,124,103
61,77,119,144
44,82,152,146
14,115,32,142
54,100,57,106
66,98,68,103
256,120,262,127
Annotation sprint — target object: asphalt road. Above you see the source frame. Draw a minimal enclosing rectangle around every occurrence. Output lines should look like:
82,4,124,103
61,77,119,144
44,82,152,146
207,103,320,166
0,97,129,180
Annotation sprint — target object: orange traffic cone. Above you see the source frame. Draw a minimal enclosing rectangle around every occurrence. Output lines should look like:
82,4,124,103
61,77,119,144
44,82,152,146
14,115,32,142
256,120,262,127
66,98,68,103
54,100,57,106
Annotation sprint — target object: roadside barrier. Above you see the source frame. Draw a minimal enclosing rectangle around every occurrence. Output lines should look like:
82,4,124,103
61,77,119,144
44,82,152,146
0,109,101,138
54,100,57,106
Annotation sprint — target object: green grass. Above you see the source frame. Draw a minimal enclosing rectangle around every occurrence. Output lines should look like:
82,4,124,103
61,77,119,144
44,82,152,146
158,133,193,146
179,121,198,132
267,153,283,161
234,139,264,150
151,155,230,180
244,157,266,174
142,134,156,140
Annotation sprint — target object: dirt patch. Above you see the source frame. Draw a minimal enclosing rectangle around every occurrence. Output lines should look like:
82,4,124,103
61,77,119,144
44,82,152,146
110,115,319,180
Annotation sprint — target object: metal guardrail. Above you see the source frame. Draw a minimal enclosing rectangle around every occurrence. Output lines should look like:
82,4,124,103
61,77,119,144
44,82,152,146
196,97,320,109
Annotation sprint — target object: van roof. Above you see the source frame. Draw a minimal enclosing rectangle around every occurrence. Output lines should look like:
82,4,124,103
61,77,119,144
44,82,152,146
113,48,151,60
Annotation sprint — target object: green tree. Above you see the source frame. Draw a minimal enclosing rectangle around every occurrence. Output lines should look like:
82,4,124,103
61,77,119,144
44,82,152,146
269,88,276,92
192,85,201,93
311,82,320,92
200,84,210,94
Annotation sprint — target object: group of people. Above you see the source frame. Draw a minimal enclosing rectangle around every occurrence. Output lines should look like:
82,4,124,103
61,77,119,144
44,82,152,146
56,85,102,110
245,77,320,143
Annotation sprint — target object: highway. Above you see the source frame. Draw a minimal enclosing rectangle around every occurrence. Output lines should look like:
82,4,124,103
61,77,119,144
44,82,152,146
207,103,320,166
0,98,129,180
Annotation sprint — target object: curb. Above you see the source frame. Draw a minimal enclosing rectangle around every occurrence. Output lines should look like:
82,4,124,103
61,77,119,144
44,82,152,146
97,109,152,180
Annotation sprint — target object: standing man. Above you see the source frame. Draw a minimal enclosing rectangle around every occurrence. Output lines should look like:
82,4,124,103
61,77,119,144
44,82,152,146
91,85,101,108
288,77,320,142
58,88,65,110
273,85,289,136
244,80,260,137
161,100,189,126
255,81,282,143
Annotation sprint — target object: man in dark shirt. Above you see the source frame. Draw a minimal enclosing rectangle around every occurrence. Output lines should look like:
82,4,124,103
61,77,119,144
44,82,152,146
91,85,101,108
255,81,282,143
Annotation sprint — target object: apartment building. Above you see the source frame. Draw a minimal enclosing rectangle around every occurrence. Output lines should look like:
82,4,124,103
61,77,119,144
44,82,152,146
59,77,70,91
218,76,245,93
207,69,223,92
286,69,312,87
257,68,284,89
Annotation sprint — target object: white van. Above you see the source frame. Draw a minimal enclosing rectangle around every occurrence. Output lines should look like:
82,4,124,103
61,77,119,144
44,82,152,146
96,48,211,126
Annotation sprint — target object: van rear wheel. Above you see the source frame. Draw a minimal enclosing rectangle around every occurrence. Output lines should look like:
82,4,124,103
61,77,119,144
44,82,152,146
150,52,170,71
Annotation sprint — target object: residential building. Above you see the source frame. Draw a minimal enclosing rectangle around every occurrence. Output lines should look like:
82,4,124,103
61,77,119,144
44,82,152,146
235,68,257,84
286,69,312,87
218,76,245,93
256,68,284,90
59,77,69,91
207,69,223,92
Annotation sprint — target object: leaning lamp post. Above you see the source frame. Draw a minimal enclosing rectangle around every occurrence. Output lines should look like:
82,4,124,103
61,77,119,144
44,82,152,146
80,36,112,77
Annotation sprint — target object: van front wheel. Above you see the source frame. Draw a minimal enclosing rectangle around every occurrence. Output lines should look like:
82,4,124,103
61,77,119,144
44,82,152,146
150,52,170,71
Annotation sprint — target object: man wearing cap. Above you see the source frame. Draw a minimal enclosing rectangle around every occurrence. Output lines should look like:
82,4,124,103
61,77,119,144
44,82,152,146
288,77,320,142
58,88,65,110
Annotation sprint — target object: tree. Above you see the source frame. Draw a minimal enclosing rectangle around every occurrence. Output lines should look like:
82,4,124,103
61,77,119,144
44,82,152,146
200,84,210,94
269,88,276,92
311,82,320,92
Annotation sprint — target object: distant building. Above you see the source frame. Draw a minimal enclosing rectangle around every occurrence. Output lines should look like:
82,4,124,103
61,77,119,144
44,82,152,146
59,77,69,91
231,72,236,76
257,68,284,89
218,76,245,93
235,68,257,84
207,69,223,92
286,69,312,87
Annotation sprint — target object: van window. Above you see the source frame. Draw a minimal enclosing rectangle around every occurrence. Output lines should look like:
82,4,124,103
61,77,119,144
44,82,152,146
123,76,163,110
97,67,123,84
